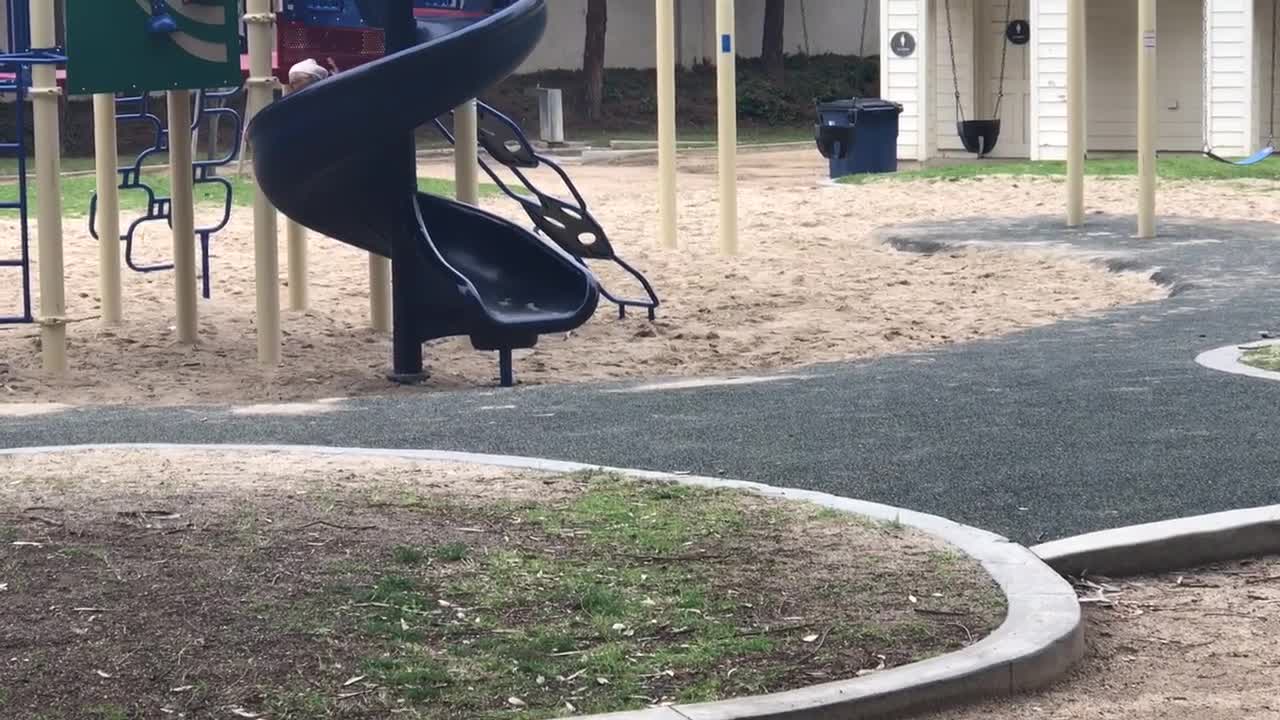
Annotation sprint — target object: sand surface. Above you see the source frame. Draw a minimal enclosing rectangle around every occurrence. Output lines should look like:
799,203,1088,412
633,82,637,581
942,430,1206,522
0,149,1202,406
927,557,1280,719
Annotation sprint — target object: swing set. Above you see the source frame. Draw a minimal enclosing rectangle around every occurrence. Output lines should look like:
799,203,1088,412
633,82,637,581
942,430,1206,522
1203,0,1276,166
944,0,1013,158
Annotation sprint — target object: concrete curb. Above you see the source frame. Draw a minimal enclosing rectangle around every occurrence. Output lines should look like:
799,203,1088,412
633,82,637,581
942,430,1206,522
0,443,1082,720
1195,339,1280,383
1033,504,1280,577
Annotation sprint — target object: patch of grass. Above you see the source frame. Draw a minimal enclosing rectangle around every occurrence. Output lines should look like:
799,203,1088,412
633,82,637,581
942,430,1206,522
434,542,469,563
88,705,130,720
1241,345,1280,372
926,549,965,572
24,469,992,720
525,474,746,555
363,657,451,702
841,155,1280,185
0,173,497,218
346,479,791,717
265,691,338,718
391,545,426,566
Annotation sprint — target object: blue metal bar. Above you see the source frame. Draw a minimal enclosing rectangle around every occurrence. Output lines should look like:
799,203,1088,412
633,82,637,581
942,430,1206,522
0,43,35,325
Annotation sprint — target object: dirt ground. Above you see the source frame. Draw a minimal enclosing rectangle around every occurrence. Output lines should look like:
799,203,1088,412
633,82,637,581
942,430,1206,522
0,149,1195,405
927,557,1280,720
0,449,1004,719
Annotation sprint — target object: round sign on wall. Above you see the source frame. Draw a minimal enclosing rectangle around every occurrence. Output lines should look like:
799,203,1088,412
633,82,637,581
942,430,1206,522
1006,20,1031,45
890,31,917,58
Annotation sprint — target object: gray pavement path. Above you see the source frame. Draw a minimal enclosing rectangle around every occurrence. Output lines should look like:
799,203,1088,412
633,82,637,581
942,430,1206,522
4,215,1278,544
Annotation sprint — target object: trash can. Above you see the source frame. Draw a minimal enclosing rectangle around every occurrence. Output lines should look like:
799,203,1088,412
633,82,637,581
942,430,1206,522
815,98,903,179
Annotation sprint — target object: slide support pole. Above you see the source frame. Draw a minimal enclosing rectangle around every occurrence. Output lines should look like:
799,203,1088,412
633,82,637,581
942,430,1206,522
1066,0,1086,228
1137,0,1158,239
168,90,199,344
30,0,66,372
656,0,679,249
246,0,282,364
715,0,738,255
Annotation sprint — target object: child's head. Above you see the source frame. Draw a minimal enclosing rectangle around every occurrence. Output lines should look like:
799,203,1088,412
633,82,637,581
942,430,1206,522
287,59,331,93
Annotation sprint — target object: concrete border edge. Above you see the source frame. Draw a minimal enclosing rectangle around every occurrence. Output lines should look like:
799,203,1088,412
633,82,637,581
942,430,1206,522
1033,504,1280,577
1195,340,1280,383
0,443,1084,720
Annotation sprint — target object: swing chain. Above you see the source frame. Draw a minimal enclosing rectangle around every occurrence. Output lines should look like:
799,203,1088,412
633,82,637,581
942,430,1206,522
992,0,1013,120
945,0,965,123
947,0,1014,123
1270,0,1277,144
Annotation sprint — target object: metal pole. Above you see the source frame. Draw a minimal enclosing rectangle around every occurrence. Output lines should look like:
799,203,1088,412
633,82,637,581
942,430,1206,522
1137,0,1157,239
280,68,308,311
246,0,281,363
386,0,424,380
168,90,198,344
656,0,678,249
30,0,65,372
286,219,308,311
454,99,479,205
368,255,391,333
715,0,738,255
93,94,122,324
1066,0,1085,227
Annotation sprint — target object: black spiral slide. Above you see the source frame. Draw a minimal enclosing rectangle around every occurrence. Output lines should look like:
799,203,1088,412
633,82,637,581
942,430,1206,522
250,0,598,386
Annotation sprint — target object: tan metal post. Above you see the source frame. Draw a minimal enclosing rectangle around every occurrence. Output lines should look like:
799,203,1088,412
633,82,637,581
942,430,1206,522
30,1,65,372
168,91,198,344
368,256,392,333
286,220,308,311
246,0,281,364
93,95,122,324
454,100,480,205
1137,0,1157,239
656,0,679,249
1066,0,1085,227
715,0,738,255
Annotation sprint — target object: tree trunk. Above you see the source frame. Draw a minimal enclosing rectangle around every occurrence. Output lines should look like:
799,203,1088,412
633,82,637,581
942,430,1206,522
583,0,608,122
762,0,786,81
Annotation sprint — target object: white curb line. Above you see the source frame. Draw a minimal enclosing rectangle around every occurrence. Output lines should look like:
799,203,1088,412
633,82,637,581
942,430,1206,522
1033,504,1280,577
1195,339,1280,382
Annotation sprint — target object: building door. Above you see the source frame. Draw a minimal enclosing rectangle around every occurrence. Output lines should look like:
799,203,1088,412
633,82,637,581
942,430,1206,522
977,0,1030,157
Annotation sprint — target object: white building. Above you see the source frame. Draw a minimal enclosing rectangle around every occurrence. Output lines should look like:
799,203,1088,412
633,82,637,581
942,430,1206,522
880,0,1279,160
521,0,879,71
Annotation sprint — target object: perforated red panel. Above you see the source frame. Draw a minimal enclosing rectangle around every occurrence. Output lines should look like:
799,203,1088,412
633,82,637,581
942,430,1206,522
277,22,385,76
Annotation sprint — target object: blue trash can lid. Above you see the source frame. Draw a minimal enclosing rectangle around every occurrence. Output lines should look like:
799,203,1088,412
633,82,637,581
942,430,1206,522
817,98,903,114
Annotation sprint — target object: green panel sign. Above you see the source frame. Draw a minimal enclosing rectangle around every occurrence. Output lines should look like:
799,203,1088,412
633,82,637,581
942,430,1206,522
66,0,241,95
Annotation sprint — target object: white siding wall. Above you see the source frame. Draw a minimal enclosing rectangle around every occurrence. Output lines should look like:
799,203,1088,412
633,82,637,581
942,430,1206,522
882,0,930,158
1083,0,1204,152
520,0,881,73
1255,0,1277,149
1206,0,1253,154
1031,0,1068,161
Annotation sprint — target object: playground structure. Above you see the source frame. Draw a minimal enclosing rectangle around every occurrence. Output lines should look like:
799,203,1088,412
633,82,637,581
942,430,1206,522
88,87,244,300
11,0,669,386
0,0,43,325
253,0,604,386
435,101,660,320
